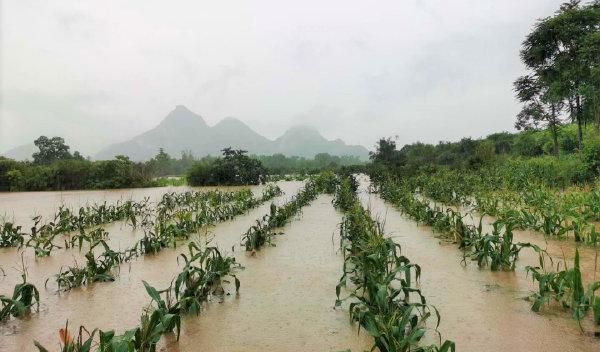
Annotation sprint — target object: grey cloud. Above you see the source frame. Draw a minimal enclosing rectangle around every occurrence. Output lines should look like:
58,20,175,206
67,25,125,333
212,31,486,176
0,0,568,154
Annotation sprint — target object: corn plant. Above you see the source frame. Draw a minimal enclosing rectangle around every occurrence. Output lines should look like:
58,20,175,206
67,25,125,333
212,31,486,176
241,209,281,252
68,228,109,250
34,321,97,352
1,271,40,320
526,249,600,327
0,221,25,247
35,281,181,352
334,178,454,352
174,243,240,314
51,241,123,291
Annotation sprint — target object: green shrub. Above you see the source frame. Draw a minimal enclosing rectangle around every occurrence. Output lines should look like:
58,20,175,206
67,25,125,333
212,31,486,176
582,137,600,176
187,148,265,186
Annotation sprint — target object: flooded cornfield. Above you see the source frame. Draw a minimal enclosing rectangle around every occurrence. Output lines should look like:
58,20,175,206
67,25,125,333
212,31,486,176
360,190,600,351
1,176,600,351
0,180,371,351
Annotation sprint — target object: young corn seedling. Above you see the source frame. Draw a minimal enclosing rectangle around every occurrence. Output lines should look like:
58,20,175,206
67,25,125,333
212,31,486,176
0,270,40,320
0,221,25,247
51,241,123,291
34,321,97,352
174,243,240,314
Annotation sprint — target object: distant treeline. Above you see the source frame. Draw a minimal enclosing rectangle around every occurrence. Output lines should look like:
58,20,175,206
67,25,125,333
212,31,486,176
146,148,364,177
0,136,365,191
0,137,155,191
370,0,600,189
370,123,600,188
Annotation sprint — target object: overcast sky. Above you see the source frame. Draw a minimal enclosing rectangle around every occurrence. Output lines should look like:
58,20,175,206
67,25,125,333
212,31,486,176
0,0,567,155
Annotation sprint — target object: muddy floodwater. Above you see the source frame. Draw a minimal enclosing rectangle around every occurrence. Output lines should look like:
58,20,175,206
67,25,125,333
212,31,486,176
0,182,371,351
3,178,600,351
358,181,600,352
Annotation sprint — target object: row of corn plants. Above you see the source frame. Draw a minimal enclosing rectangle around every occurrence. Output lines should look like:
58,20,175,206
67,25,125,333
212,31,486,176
0,198,152,257
377,179,544,271
4,186,279,258
35,241,241,351
46,185,282,292
334,175,455,352
241,181,320,251
377,176,600,332
412,170,600,245
240,172,339,252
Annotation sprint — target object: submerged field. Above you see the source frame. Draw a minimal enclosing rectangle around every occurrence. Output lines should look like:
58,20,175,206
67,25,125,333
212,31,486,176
0,176,599,351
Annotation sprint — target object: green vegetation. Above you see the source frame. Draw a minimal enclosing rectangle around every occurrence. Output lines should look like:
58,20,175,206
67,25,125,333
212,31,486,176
241,179,321,252
0,155,155,191
1,134,365,191
1,270,40,321
526,249,600,326
187,148,266,186
51,240,124,291
333,176,454,352
174,243,240,315
0,221,25,247
35,241,241,352
257,153,364,175
516,1,600,152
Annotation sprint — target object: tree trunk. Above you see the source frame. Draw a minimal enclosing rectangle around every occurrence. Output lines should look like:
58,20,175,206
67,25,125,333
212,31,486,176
576,95,583,152
550,104,559,157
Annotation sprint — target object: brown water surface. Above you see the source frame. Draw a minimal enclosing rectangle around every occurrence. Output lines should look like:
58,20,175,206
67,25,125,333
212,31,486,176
0,182,370,351
164,194,372,352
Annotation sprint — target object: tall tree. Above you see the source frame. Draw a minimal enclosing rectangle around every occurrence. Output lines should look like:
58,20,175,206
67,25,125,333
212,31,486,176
32,136,72,164
514,75,564,156
370,138,397,163
519,0,600,150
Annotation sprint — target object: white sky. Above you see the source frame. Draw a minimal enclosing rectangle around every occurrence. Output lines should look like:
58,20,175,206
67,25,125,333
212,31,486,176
0,0,566,155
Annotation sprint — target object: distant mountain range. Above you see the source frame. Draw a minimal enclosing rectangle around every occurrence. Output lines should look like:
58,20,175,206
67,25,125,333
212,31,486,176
95,105,369,161
2,106,370,161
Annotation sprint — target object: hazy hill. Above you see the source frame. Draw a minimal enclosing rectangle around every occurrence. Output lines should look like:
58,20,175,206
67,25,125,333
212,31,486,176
95,105,369,161
1,143,37,161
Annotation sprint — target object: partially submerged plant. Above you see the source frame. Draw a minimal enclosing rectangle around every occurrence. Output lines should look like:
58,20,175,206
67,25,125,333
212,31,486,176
51,241,123,291
0,221,25,248
334,184,454,352
526,249,600,328
0,264,40,320
174,243,240,314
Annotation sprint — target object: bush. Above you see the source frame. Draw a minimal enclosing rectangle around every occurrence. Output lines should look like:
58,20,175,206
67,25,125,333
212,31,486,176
187,149,266,186
0,156,153,191
502,156,591,189
582,137,600,176
0,157,22,191
513,132,546,157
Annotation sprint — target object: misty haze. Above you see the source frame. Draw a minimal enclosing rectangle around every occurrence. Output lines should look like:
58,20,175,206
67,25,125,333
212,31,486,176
1,1,599,351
